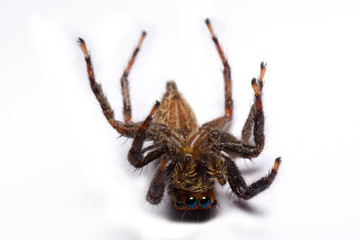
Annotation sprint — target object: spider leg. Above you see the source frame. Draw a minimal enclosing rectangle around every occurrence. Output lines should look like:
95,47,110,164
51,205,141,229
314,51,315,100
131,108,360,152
202,19,233,130
120,31,147,123
240,104,256,144
246,63,265,153
128,101,168,168
224,154,281,200
219,132,258,158
78,38,140,137
146,154,174,205
241,62,266,144
220,63,266,158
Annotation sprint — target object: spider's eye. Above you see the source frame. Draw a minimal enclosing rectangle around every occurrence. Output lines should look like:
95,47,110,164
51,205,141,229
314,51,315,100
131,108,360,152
185,197,198,208
200,196,211,208
176,201,184,208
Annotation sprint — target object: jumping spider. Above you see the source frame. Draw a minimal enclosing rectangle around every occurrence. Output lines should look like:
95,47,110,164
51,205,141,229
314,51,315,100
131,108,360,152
78,19,281,211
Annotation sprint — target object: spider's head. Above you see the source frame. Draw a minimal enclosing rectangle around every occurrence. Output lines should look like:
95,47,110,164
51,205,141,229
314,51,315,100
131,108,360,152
167,153,219,210
168,186,217,210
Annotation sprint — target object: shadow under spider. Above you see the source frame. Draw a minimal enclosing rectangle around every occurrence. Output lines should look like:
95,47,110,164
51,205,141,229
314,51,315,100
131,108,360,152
238,162,263,175
232,199,265,215
165,205,218,223
165,200,264,222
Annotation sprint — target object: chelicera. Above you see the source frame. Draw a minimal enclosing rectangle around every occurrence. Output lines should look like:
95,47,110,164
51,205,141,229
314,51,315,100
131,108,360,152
78,19,281,211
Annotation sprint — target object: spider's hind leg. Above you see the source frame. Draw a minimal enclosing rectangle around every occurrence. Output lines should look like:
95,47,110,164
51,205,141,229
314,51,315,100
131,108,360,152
78,38,140,137
202,19,233,131
120,31,147,123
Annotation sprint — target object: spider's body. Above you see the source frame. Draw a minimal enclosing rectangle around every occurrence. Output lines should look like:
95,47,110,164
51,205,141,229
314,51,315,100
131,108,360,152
155,81,197,140
78,19,281,211
149,81,221,209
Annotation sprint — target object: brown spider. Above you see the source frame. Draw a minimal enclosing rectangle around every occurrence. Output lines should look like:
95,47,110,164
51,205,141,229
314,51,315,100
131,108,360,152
78,19,281,211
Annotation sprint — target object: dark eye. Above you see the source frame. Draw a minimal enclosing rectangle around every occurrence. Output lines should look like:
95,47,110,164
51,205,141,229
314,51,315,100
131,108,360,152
200,196,211,208
176,201,183,208
185,197,198,208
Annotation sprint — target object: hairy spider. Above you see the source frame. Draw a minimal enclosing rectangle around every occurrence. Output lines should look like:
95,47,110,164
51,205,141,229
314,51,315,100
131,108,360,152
78,19,281,211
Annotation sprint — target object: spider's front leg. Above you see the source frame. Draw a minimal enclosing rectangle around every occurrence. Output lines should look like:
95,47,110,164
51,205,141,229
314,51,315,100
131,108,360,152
146,154,174,205
128,101,168,168
224,154,281,200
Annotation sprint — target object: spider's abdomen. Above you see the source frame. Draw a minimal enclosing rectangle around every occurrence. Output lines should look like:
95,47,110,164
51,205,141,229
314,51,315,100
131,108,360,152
154,81,198,137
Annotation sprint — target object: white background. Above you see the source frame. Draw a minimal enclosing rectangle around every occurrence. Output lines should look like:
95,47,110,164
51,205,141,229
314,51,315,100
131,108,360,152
1,0,360,239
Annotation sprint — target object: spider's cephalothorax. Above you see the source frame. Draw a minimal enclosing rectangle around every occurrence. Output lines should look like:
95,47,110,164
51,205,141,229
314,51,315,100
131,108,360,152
78,19,281,211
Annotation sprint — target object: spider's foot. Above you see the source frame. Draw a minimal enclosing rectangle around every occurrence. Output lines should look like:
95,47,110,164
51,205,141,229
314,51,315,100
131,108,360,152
77,37,85,44
251,77,260,96
266,157,281,185
259,62,266,90
78,38,90,58
251,61,267,95
273,157,281,171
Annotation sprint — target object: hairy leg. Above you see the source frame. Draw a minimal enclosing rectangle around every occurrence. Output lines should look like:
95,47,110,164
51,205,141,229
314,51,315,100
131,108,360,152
241,62,266,143
241,104,256,144
120,31,147,123
220,63,266,158
146,155,174,204
202,19,233,131
78,38,140,137
128,101,168,168
223,154,281,200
